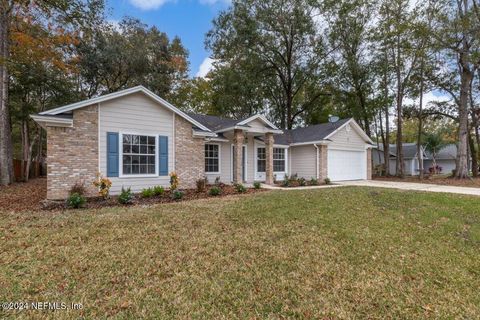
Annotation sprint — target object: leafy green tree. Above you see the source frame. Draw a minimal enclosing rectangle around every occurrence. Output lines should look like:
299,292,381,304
206,0,328,129
424,132,448,174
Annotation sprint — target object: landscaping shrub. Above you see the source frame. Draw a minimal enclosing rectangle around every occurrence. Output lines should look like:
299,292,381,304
118,187,134,205
309,178,318,186
324,177,331,185
67,193,86,209
170,172,179,190
209,186,221,196
196,178,207,192
282,175,290,187
92,173,112,199
153,185,165,196
70,181,86,196
253,181,261,189
171,190,184,200
298,177,306,186
141,188,154,198
234,183,247,193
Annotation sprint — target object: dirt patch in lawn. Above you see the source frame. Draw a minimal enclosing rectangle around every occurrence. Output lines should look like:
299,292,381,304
0,177,46,212
374,175,480,188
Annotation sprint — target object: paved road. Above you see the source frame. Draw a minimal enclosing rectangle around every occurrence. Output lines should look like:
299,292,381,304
338,180,480,196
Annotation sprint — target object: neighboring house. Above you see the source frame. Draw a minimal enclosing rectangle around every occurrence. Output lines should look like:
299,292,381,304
424,144,458,175
373,143,428,176
31,86,373,199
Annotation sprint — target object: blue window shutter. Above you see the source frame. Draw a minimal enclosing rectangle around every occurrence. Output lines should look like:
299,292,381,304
159,136,168,176
107,132,119,177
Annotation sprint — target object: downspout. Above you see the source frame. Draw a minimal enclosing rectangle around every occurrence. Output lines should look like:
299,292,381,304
314,144,319,179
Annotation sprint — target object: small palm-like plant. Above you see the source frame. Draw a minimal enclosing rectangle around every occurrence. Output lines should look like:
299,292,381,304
424,133,447,175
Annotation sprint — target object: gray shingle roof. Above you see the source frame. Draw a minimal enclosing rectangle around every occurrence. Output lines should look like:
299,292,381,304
425,143,457,160
389,143,419,159
187,113,242,131
273,118,352,145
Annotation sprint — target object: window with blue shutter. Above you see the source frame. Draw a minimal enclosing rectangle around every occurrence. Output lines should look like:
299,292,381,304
107,132,119,177
158,136,168,176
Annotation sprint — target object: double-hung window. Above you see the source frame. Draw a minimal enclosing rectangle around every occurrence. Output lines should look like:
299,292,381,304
257,148,266,172
205,144,220,173
273,148,285,172
122,134,156,175
257,147,286,172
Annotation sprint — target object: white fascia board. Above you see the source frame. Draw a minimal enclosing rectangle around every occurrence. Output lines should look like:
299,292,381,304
38,85,213,133
237,114,279,130
192,130,217,138
324,118,373,144
30,114,73,128
214,125,251,133
290,140,330,147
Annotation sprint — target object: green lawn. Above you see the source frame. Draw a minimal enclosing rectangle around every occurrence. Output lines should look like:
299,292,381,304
1,187,479,319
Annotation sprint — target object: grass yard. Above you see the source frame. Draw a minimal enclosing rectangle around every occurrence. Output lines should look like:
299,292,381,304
1,187,479,319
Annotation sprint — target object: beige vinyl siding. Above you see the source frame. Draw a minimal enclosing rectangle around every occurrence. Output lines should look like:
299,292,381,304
290,145,316,179
329,125,367,151
205,141,231,184
99,92,174,194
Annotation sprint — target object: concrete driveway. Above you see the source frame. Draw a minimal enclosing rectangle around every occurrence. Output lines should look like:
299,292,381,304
338,180,480,196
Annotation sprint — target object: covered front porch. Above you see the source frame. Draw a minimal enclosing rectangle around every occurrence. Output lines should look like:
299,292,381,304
202,115,285,185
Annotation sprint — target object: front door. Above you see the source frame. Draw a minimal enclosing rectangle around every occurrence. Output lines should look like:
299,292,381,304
232,145,246,182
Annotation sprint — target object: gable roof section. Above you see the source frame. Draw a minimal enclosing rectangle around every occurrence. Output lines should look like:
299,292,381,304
425,143,457,160
38,86,212,133
272,118,372,146
188,112,281,133
389,143,427,159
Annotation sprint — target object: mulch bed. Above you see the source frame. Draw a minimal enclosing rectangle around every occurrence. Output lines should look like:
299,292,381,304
374,175,480,188
0,179,266,213
0,177,47,212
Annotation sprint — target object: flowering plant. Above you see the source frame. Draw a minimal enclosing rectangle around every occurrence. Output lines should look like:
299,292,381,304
169,172,179,190
92,172,112,199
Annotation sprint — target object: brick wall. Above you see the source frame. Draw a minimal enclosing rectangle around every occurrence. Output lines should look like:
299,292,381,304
46,105,98,199
174,115,205,188
319,145,328,181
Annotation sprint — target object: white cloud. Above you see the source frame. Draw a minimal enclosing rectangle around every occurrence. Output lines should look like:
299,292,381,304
199,0,231,5
404,91,451,108
196,57,215,78
108,19,121,32
129,0,172,10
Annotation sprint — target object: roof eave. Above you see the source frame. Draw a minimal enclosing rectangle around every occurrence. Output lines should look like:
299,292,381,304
30,114,73,129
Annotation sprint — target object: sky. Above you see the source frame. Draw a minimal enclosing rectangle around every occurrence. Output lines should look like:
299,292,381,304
106,0,230,78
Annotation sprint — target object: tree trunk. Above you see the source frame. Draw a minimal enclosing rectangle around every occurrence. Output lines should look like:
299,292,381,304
455,55,473,178
469,130,478,177
383,48,390,176
0,2,14,185
417,60,425,180
21,120,30,182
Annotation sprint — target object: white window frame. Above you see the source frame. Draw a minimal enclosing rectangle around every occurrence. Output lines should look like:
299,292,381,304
273,147,287,172
205,143,221,174
254,143,288,181
119,132,159,178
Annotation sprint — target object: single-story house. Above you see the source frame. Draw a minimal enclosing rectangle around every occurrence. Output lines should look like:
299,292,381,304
31,86,373,199
424,144,458,174
373,143,428,176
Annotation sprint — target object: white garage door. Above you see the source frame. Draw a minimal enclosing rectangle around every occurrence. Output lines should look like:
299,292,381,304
328,149,366,181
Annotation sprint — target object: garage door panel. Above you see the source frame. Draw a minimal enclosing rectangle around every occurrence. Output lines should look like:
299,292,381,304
328,149,366,181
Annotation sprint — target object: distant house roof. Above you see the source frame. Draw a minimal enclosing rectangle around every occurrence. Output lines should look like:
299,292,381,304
388,143,423,159
425,143,457,160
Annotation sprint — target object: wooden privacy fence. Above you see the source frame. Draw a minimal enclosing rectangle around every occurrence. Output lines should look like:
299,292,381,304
13,159,46,181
